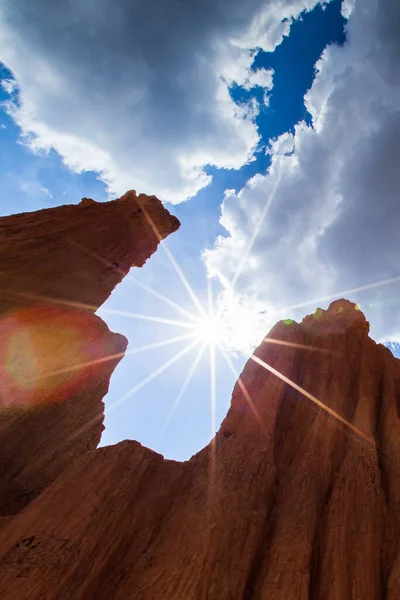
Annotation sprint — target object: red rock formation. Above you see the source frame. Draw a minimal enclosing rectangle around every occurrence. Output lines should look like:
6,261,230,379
0,191,180,517
1,297,400,599
0,190,180,314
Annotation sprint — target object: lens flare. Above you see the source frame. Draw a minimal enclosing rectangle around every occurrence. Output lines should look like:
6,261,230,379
0,304,119,407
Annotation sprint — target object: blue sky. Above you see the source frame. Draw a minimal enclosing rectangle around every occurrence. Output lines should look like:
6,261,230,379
1,0,400,459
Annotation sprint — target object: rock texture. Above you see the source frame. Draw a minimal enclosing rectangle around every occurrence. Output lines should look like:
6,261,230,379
1,297,400,599
0,190,180,315
0,191,180,517
1,197,400,599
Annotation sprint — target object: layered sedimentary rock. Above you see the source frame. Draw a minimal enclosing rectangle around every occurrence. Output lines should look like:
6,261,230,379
1,298,400,599
0,191,180,516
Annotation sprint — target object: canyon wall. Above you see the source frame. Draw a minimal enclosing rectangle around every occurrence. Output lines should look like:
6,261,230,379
0,191,179,516
0,194,400,599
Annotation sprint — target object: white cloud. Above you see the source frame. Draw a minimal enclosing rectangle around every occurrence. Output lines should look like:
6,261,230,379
341,0,355,19
205,0,400,350
1,77,17,94
0,0,322,203
267,131,295,155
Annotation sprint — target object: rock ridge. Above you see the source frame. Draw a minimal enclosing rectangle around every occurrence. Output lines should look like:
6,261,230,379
1,195,400,598
0,191,180,517
0,189,180,315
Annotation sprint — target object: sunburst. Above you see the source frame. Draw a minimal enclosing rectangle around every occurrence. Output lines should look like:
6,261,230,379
8,201,390,456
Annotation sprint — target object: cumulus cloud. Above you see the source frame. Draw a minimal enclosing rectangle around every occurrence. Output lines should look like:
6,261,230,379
0,0,322,203
205,0,400,350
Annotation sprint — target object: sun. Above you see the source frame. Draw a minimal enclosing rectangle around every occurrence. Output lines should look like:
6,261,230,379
192,313,226,346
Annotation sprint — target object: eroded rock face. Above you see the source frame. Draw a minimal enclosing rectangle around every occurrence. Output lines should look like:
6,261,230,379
0,305,127,517
1,299,400,599
0,191,180,516
0,190,180,314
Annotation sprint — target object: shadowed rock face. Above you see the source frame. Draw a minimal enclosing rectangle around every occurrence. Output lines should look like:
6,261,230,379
0,191,180,517
1,298,400,599
0,189,180,314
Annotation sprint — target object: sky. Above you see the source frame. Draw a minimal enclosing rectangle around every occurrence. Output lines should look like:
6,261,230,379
1,0,400,460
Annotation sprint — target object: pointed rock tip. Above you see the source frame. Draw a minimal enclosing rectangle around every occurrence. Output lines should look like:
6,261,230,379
301,298,370,336
118,189,180,239
79,190,180,240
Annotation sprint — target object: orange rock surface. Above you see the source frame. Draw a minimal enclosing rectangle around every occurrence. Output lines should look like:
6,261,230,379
0,190,180,314
0,191,179,517
0,195,399,599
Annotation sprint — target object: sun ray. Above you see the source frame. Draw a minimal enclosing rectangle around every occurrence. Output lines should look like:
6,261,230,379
207,275,217,436
207,272,213,317
281,275,400,314
228,166,283,294
127,275,199,322
208,336,217,505
126,332,197,355
108,337,200,412
262,337,340,354
63,337,201,446
218,341,262,425
210,334,217,438
136,200,207,319
209,338,217,444
159,240,207,318
0,288,98,312
250,353,376,447
161,342,206,433
24,332,198,383
98,307,197,329
1,288,197,331
65,235,200,323
69,204,207,321
205,275,218,505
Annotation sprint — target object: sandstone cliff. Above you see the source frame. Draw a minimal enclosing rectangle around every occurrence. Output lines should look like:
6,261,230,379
1,297,400,599
0,190,180,315
0,191,180,517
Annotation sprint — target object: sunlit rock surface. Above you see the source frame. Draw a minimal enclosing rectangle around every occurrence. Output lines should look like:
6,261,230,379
0,190,180,314
0,198,398,600
1,297,400,599
0,191,180,516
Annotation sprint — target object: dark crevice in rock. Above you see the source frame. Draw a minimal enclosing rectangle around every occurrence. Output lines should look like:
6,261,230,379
242,477,279,600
